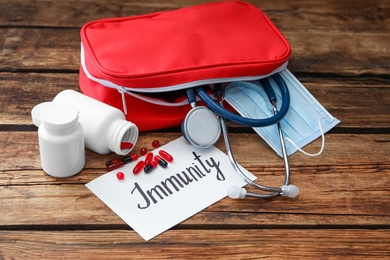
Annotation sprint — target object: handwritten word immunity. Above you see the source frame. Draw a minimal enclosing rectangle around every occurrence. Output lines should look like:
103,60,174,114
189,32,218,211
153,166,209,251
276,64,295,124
131,151,226,209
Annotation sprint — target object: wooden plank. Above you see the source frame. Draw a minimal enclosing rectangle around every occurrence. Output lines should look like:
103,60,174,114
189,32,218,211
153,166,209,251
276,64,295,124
0,230,389,258
1,0,388,33
0,73,80,125
0,28,80,71
300,77,390,129
286,31,390,75
1,1,389,75
1,73,389,128
0,183,389,227
1,132,389,171
0,132,388,226
0,28,389,76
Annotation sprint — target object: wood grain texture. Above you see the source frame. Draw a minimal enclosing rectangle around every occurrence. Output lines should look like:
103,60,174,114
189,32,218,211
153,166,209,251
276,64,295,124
1,0,389,258
0,0,389,75
0,230,389,259
0,73,389,128
0,132,388,226
1,28,389,75
1,0,388,32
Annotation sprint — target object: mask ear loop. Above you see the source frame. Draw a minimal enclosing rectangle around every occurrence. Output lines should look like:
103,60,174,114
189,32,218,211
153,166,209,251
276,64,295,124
284,117,326,157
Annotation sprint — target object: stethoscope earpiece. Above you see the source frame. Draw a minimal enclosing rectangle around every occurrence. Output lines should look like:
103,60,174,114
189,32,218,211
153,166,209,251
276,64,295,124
182,106,221,148
280,184,299,198
227,186,247,199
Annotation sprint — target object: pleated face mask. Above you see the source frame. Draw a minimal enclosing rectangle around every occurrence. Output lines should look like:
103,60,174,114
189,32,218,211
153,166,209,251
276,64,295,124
224,69,340,157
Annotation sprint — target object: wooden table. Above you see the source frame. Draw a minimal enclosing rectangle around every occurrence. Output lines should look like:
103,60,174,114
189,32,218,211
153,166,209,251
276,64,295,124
1,0,389,258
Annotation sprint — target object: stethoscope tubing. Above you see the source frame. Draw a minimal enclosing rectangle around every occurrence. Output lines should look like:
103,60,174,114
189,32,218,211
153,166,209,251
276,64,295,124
219,111,282,197
185,74,296,198
195,74,290,127
217,96,290,198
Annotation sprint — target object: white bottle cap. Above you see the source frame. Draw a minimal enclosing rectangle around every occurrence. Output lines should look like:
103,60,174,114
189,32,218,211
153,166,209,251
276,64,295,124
41,103,79,130
31,102,52,127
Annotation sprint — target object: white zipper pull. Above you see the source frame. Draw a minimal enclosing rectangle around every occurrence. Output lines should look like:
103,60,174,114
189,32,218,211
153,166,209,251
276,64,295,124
117,87,128,115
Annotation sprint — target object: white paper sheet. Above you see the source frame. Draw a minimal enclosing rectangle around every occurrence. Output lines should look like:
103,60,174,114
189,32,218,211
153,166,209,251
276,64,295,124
86,137,255,241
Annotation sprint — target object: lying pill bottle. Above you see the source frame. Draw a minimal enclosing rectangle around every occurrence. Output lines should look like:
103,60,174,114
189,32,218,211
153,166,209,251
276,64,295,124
32,90,138,156
37,103,85,178
52,90,138,155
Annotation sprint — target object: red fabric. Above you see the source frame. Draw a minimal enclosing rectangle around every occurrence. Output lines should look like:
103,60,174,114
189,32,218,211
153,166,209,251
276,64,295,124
79,1,291,131
79,68,190,131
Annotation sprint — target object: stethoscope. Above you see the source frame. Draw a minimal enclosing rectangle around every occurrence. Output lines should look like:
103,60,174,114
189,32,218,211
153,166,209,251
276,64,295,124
182,74,299,199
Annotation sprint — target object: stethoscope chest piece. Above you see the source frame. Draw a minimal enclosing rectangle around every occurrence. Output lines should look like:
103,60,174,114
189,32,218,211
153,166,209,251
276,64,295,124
182,106,221,148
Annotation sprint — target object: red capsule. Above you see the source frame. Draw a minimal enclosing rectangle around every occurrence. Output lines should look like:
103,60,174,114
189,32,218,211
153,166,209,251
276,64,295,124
152,140,160,148
106,160,124,171
158,150,173,162
154,155,168,168
133,161,145,175
122,154,139,164
144,160,158,173
116,171,125,180
140,147,148,156
144,152,154,166
120,142,133,149
105,159,119,167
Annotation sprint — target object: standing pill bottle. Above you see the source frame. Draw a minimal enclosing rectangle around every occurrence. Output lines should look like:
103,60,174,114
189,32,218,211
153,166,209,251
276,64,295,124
52,89,138,155
37,103,85,178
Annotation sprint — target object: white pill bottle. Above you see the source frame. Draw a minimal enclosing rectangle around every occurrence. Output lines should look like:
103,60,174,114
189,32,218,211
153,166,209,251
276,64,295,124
37,103,85,177
52,89,138,155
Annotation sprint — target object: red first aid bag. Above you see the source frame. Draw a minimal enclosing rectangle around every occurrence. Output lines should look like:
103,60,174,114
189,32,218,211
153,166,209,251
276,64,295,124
79,1,291,131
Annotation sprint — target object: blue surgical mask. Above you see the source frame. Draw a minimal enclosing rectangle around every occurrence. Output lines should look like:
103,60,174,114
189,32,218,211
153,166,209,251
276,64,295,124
224,69,340,157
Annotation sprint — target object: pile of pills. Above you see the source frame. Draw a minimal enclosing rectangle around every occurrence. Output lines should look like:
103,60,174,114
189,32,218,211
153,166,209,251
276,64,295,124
133,150,173,174
107,140,174,180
